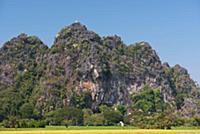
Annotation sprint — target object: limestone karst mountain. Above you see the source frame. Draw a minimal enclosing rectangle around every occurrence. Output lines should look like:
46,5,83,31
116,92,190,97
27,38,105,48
0,22,199,123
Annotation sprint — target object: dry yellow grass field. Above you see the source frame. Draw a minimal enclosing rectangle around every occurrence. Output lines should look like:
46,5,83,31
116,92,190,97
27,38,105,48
1,130,200,134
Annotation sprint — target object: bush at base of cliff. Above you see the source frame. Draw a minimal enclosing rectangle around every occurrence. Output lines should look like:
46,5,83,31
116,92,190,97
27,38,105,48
125,111,181,129
45,107,83,126
2,117,46,128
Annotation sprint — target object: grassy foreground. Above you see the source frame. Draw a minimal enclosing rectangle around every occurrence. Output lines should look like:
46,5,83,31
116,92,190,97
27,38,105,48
1,129,200,134
1,126,200,134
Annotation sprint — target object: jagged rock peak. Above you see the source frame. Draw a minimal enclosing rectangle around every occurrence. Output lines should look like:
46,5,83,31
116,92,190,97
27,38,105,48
67,22,87,31
54,22,101,44
7,33,44,46
163,62,170,68
17,33,28,39
173,64,188,75
103,35,124,49
137,41,152,48
0,33,46,53
128,41,157,56
127,41,154,53
103,35,122,42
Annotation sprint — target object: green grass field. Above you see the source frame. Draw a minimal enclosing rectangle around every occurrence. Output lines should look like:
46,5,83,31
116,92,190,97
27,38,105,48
1,129,200,134
1,126,200,134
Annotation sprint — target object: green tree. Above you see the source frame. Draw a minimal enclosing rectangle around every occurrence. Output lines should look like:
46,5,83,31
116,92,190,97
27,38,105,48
0,91,23,116
45,107,83,126
99,105,123,125
83,108,93,126
90,113,105,126
193,117,200,126
19,103,34,119
71,92,92,109
2,116,19,128
132,86,165,114
116,105,127,115
175,93,185,110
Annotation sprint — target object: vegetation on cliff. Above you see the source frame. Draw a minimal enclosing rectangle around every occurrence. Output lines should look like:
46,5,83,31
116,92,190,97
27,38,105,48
0,22,200,128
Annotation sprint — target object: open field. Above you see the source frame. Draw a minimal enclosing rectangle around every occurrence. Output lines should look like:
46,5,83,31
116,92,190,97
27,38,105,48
1,127,200,134
1,129,200,134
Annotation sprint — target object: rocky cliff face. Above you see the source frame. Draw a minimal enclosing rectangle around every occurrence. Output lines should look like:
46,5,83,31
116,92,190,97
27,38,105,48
0,22,199,117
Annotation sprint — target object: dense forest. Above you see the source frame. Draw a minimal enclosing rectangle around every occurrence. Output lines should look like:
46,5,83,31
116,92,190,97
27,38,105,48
0,22,200,129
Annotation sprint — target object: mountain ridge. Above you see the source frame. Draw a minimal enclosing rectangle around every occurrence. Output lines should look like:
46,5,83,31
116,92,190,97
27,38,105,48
0,22,200,127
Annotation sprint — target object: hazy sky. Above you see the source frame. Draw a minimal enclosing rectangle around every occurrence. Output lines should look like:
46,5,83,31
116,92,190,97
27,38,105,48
0,0,200,83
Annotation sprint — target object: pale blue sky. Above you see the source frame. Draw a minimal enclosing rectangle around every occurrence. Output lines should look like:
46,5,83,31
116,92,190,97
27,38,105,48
0,0,200,83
